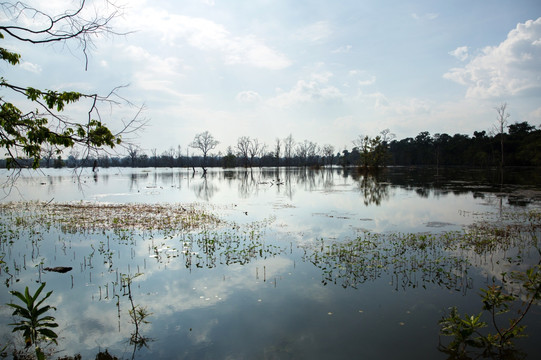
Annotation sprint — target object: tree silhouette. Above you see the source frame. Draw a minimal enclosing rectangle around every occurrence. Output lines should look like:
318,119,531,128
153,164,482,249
190,131,219,173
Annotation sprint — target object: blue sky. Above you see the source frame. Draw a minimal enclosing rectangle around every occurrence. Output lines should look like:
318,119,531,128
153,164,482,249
3,0,541,156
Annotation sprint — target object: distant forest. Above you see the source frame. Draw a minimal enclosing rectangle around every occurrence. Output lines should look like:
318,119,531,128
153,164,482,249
2,121,540,169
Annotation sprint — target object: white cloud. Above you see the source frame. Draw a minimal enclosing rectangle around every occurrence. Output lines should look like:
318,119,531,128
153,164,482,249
267,74,342,108
295,21,332,43
332,45,352,53
449,46,469,61
358,77,376,86
526,106,541,124
368,92,390,110
348,70,376,86
19,61,42,73
358,92,431,117
116,44,195,101
444,17,541,99
124,10,290,70
310,71,333,83
332,115,356,130
411,13,439,21
236,90,261,103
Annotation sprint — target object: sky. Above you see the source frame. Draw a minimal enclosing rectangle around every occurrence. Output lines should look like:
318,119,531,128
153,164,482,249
2,0,541,156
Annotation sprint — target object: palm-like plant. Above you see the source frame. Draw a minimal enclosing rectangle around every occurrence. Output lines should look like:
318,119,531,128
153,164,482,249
7,282,58,359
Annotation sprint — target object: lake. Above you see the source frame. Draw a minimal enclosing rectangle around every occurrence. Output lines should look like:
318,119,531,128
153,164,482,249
1,166,540,359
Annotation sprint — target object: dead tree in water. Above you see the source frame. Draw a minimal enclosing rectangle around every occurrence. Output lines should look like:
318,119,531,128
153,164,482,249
189,131,219,175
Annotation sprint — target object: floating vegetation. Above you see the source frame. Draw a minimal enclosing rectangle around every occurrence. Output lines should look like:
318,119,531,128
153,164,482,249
0,201,222,233
303,209,541,291
0,201,284,286
176,219,285,269
462,209,541,255
303,232,472,291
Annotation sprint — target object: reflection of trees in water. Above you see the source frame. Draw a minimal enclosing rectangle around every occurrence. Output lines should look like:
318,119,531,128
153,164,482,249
120,167,541,204
322,168,334,191
238,170,258,199
129,172,148,192
351,170,390,206
192,177,217,201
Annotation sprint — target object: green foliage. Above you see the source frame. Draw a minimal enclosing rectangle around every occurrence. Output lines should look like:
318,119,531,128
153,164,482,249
439,265,541,357
0,34,20,65
439,307,487,354
0,34,121,169
350,135,389,169
7,282,58,360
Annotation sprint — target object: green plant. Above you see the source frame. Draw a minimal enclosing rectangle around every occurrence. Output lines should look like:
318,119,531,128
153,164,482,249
7,282,58,360
438,306,487,355
121,274,151,347
439,264,541,357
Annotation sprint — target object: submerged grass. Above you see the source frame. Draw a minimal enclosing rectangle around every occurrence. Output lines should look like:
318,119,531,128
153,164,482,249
0,201,222,233
303,209,541,291
0,201,284,284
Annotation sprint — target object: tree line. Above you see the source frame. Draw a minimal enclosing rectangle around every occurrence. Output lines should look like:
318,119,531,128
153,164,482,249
5,118,540,170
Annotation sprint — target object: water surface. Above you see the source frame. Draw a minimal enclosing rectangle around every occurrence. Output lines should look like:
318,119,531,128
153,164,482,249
1,167,540,359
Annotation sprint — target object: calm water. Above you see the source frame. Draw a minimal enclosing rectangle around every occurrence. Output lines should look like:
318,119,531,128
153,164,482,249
1,167,540,359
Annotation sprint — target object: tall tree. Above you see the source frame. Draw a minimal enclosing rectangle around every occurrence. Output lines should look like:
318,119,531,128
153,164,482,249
274,138,281,166
322,144,335,166
379,128,396,144
127,145,139,167
283,134,295,166
0,0,144,170
353,135,371,168
236,136,251,167
494,103,510,167
248,138,262,167
190,130,219,172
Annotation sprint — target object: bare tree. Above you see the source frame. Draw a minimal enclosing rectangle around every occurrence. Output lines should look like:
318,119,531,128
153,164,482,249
283,134,295,166
127,145,139,167
176,145,182,166
380,128,396,144
236,136,251,167
257,142,268,167
494,103,510,167
190,131,219,172
0,0,125,69
150,148,158,167
248,138,262,167
296,140,317,166
41,144,56,168
322,144,335,166
274,138,281,166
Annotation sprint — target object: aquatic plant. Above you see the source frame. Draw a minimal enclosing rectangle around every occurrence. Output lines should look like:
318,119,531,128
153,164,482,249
303,232,472,291
7,282,58,360
120,273,152,354
303,208,541,292
0,201,222,234
439,263,541,357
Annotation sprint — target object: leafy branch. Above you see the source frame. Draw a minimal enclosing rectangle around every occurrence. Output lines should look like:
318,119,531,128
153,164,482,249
439,264,541,357
6,282,58,360
0,1,146,172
